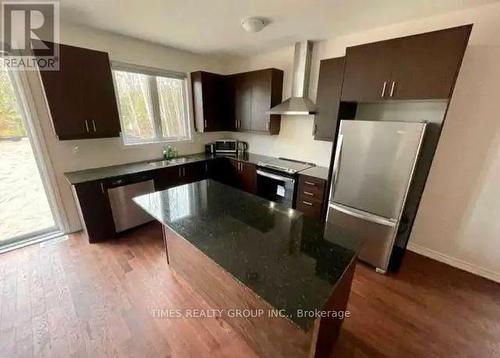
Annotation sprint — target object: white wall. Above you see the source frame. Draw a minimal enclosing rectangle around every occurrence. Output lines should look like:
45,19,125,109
225,3,500,282
27,23,227,232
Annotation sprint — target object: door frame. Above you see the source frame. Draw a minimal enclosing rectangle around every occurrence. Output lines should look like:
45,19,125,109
4,65,69,239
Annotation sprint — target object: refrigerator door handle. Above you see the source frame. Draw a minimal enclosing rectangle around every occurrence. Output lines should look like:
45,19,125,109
328,203,397,227
330,134,344,200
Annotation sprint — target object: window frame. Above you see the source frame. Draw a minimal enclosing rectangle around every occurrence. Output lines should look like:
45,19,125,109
111,61,192,146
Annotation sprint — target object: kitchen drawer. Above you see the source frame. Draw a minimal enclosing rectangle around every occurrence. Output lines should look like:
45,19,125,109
298,188,324,203
296,198,323,217
298,175,326,199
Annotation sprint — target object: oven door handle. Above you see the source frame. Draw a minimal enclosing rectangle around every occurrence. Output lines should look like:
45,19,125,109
256,169,295,183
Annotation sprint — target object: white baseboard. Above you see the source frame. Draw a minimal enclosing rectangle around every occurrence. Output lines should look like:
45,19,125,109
407,242,500,284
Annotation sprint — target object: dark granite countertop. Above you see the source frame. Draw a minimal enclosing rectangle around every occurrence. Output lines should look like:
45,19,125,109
299,165,330,181
64,152,276,185
133,179,363,330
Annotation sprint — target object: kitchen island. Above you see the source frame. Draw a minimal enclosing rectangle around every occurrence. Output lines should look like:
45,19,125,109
134,179,363,357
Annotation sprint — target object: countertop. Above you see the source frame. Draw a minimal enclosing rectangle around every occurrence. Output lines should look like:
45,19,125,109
64,152,326,185
299,165,330,181
64,152,273,185
133,179,363,330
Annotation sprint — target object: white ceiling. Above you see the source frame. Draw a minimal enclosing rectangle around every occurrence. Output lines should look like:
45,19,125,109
59,0,497,56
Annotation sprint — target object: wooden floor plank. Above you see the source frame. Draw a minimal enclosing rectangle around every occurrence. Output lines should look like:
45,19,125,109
0,223,498,358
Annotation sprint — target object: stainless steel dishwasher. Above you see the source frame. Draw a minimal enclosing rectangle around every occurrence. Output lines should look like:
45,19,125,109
107,179,155,232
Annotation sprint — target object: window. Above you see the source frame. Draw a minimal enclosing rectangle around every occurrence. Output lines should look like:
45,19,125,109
112,63,190,145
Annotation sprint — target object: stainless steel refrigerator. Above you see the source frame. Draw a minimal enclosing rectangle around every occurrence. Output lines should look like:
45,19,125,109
327,120,427,273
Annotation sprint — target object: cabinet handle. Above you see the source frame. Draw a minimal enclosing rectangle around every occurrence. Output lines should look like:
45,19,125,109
92,120,97,132
235,120,238,129
389,81,396,97
84,120,89,133
303,191,314,197
381,81,387,98
179,168,182,177
204,120,207,129
100,182,105,194
182,167,185,177
302,201,313,206
304,181,316,186
312,124,317,136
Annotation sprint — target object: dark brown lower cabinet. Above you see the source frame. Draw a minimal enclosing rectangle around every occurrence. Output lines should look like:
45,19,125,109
153,167,178,191
207,158,238,186
73,180,115,243
74,159,256,243
227,158,257,194
238,161,257,194
295,174,327,219
182,162,208,184
154,162,207,190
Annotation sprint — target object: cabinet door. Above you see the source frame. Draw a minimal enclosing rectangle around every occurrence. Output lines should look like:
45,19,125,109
191,72,231,132
314,57,345,141
239,162,257,194
390,25,472,100
183,162,208,184
36,42,121,139
250,70,271,132
208,158,237,186
36,43,87,139
73,181,115,243
153,167,178,191
233,73,253,131
228,159,242,189
342,41,395,102
83,48,121,137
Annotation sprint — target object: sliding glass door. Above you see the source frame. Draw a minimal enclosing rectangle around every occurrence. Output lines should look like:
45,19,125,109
0,62,58,247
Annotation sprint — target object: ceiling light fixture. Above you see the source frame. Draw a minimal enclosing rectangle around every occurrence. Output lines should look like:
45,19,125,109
241,17,267,33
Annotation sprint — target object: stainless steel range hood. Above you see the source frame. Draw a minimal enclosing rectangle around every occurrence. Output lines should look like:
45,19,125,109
268,41,315,115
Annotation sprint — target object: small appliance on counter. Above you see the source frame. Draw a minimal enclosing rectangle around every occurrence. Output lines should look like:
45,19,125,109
215,139,237,154
237,141,248,154
205,143,215,154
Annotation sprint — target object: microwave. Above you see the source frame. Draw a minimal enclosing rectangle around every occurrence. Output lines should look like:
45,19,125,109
215,140,237,154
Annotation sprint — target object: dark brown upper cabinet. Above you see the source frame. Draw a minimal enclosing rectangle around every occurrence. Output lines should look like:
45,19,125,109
314,57,347,141
390,25,472,100
191,68,283,135
232,72,253,131
341,24,472,102
341,41,393,102
191,71,233,132
231,69,283,135
35,42,121,140
248,69,283,134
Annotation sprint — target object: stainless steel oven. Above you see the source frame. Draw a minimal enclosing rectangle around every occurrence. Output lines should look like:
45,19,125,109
256,169,296,208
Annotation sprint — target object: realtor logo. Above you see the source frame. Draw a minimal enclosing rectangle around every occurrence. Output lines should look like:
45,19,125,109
1,1,59,70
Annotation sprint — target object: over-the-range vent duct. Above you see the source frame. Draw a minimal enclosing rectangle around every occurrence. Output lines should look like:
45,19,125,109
268,41,315,115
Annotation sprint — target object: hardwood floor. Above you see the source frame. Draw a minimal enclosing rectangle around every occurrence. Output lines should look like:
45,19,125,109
0,223,498,357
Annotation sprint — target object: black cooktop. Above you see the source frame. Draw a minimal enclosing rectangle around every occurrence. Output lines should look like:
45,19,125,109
257,157,314,174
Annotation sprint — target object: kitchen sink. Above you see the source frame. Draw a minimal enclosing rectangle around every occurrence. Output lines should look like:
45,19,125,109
148,158,188,167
